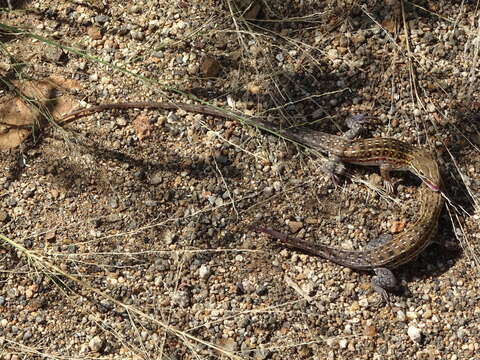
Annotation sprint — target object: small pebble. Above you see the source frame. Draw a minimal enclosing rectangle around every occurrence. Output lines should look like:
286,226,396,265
287,221,303,233
94,15,109,24
198,265,211,280
407,325,422,343
88,335,105,353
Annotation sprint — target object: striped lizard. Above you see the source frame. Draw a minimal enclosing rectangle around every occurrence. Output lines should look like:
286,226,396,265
257,183,444,302
51,101,441,193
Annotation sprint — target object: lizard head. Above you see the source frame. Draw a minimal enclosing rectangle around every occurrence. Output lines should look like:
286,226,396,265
409,149,441,191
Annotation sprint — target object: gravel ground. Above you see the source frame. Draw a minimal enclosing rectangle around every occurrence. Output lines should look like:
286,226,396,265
1,1,480,359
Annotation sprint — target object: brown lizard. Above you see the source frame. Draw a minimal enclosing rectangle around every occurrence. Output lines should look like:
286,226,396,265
256,183,444,302
39,101,440,192
26,100,443,300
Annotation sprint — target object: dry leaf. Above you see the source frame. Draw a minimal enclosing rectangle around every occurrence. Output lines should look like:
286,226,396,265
0,76,81,149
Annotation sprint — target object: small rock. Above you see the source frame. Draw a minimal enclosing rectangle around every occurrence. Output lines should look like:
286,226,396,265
390,220,406,233
422,308,432,319
0,210,9,222
87,26,102,40
104,214,121,223
287,221,303,233
407,325,422,343
358,298,369,307
22,330,32,341
273,181,282,191
116,117,127,127
198,265,211,280
456,327,469,339
23,239,33,248
247,82,261,94
130,5,141,13
263,186,273,196
144,200,158,207
43,47,65,63
94,15,109,24
339,338,348,349
200,55,221,77
172,290,191,308
167,112,178,123
214,197,223,207
131,30,144,41
369,173,383,188
352,33,366,45
88,335,105,353
108,197,118,209
406,311,418,320
150,172,163,185
364,325,377,337
163,230,176,245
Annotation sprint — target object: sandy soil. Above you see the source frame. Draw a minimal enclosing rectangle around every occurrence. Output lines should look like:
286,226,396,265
1,1,480,359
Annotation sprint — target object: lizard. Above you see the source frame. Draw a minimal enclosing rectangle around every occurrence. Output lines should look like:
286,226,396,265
25,100,443,300
256,183,444,302
32,101,440,193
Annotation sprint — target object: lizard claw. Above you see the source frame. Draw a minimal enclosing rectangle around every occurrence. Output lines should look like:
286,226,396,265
371,267,398,305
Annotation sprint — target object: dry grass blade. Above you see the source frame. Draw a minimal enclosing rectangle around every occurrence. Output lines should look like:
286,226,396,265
0,233,243,360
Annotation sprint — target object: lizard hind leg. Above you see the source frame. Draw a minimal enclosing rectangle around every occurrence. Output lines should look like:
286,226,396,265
365,234,399,303
372,267,398,304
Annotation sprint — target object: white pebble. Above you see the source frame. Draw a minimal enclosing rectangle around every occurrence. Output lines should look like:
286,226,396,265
407,325,422,343
198,265,211,279
88,335,104,352
358,298,369,307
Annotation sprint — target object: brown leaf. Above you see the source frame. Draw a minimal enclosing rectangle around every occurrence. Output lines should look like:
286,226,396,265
0,77,80,149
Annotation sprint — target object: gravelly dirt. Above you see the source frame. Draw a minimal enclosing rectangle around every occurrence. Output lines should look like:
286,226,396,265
1,1,480,359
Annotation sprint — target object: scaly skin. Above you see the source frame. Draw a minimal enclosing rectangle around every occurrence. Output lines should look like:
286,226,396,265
260,125,441,192
256,183,444,302
257,184,443,270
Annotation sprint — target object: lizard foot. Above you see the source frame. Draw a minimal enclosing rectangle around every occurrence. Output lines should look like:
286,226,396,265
372,267,398,304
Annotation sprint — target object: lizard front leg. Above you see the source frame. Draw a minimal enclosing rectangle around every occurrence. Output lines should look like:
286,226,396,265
379,163,402,194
